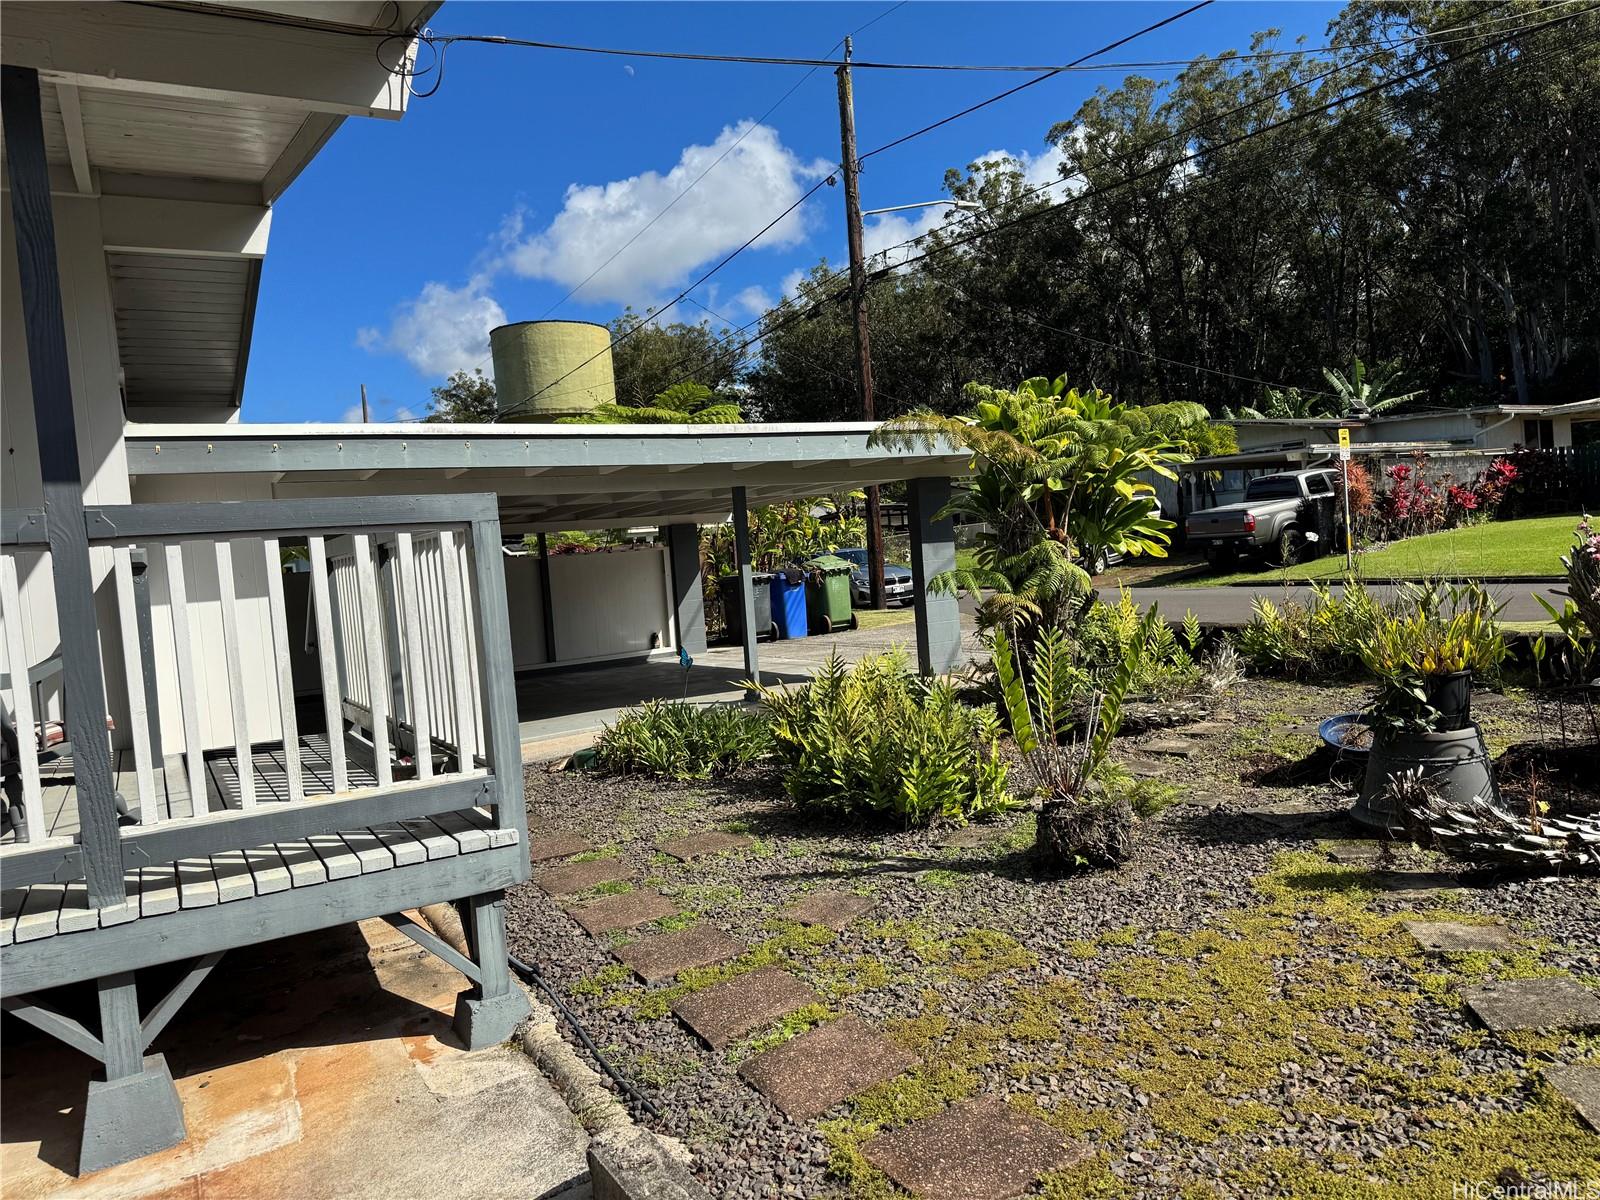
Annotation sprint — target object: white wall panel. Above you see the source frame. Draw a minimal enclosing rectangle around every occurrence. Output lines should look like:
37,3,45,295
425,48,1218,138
547,547,673,664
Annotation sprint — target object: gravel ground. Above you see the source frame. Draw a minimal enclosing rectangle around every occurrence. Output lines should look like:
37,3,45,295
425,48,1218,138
505,679,1600,1199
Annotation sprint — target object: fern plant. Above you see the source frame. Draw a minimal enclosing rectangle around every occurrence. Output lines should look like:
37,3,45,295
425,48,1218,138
750,652,1010,827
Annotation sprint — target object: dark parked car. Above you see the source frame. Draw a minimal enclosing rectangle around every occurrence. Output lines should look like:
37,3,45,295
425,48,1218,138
834,548,915,607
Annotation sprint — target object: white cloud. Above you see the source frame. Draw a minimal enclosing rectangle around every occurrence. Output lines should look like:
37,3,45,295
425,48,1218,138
781,268,809,300
339,400,420,423
499,121,827,306
975,142,1073,193
862,206,950,270
357,275,505,379
728,285,773,318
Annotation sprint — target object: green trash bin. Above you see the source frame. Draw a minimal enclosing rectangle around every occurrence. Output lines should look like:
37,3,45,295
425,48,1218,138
804,555,859,634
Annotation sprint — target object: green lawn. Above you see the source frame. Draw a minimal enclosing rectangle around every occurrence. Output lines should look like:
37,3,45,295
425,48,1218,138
1189,514,1581,586
855,606,916,631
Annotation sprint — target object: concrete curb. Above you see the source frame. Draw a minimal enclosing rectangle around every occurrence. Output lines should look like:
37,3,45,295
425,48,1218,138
1218,575,1562,587
415,904,708,1198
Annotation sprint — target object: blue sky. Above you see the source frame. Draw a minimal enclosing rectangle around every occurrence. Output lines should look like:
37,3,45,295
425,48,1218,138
245,1,1340,423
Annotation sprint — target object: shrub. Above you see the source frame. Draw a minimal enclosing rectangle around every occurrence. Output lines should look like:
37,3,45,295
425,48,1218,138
1070,591,1204,700
1532,515,1600,681
1234,582,1388,679
752,652,1011,827
1364,452,1517,542
593,701,771,780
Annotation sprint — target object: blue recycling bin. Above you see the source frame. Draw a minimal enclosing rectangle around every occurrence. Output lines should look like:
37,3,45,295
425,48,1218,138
770,567,809,640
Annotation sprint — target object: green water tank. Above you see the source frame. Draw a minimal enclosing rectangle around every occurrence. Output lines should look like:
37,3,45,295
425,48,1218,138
490,320,615,421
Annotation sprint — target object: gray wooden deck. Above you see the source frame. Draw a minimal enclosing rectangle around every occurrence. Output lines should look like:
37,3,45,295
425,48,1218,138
26,734,378,839
1,735,517,947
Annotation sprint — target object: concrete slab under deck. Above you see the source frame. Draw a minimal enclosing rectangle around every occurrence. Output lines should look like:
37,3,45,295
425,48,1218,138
0,918,588,1200
515,616,981,760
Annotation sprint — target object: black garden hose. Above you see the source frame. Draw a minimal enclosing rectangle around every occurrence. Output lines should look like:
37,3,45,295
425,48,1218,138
508,953,664,1120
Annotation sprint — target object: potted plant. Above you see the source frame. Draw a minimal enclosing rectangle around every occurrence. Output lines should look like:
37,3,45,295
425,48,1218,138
1352,584,1508,830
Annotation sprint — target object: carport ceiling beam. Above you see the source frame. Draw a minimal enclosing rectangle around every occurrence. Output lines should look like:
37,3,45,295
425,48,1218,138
3,3,416,119
54,83,92,194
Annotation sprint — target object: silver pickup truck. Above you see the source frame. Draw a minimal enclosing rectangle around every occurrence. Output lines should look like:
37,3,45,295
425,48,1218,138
1185,469,1342,568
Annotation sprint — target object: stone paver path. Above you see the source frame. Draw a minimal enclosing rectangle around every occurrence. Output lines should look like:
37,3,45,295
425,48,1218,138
671,968,822,1050
1121,759,1168,779
779,889,878,932
739,1014,914,1121
938,827,993,850
538,858,633,896
1142,738,1198,758
1403,920,1515,954
614,924,745,984
1320,839,1382,865
528,832,594,862
658,831,754,861
565,890,680,936
1544,1063,1600,1132
1461,977,1600,1033
862,1096,1083,1200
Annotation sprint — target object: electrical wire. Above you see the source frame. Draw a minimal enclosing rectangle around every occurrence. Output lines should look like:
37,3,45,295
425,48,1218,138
855,0,1580,268
497,1,1222,418
529,0,909,323
858,0,1213,162
587,12,1596,410
508,953,664,1120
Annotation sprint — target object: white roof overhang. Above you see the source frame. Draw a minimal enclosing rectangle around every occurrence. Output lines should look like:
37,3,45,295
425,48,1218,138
1,2,438,413
124,422,974,533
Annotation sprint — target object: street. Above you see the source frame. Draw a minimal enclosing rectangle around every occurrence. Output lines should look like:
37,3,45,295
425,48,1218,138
958,581,1567,626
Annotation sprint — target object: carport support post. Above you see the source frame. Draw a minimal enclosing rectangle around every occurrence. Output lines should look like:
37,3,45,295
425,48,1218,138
535,533,557,664
731,487,761,691
908,477,962,676
664,524,706,656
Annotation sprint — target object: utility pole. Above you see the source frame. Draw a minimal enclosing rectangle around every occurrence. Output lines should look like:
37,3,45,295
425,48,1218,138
837,36,886,611
360,382,370,423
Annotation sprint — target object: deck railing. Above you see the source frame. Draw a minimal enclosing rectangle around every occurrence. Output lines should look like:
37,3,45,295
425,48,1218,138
0,494,521,906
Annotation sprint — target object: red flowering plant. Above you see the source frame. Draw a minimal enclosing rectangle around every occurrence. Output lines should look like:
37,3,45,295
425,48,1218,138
1365,453,1518,543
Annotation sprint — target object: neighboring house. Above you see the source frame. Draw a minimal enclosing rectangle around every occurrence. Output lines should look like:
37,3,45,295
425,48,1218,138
0,2,968,1175
1182,400,1600,512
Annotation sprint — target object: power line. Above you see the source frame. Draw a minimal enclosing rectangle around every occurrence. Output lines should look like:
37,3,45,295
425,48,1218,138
859,3,1597,284
856,0,1574,269
598,12,1597,409
499,1,1222,418
858,0,1214,162
530,1,908,322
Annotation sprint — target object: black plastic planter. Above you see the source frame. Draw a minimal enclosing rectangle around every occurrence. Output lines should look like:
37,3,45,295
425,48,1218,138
1353,722,1495,832
1423,670,1473,731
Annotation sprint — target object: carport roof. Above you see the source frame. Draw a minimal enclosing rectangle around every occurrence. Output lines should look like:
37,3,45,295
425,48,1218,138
125,421,972,532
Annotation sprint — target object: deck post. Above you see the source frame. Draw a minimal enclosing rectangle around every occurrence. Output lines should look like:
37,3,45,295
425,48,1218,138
450,890,529,1050
908,476,962,676
1,66,126,908
80,973,185,1173
731,488,760,690
664,523,706,656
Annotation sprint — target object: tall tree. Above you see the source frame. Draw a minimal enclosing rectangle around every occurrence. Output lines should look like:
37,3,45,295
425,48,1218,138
608,307,744,407
425,368,497,423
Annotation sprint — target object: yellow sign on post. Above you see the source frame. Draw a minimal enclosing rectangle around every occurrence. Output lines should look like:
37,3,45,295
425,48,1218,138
1338,428,1354,570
